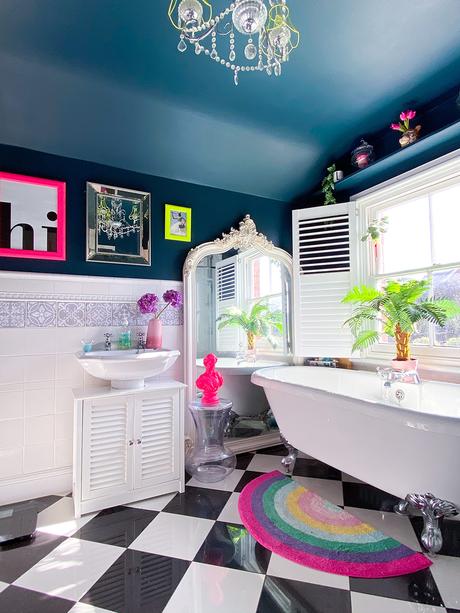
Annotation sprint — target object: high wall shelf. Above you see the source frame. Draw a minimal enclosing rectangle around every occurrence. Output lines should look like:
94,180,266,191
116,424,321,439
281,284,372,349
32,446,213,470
333,119,460,198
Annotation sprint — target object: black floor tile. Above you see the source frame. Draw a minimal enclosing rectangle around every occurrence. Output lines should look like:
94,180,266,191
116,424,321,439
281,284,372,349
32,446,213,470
163,487,231,520
194,521,271,574
410,517,460,557
0,495,60,515
234,471,263,493
350,568,444,607
0,532,66,583
292,458,341,480
0,585,73,613
257,445,286,456
81,549,189,613
235,452,255,470
257,576,352,613
73,505,158,548
342,482,400,512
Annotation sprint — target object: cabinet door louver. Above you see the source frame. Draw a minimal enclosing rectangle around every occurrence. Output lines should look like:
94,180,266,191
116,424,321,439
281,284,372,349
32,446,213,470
81,397,132,501
215,255,241,352
134,391,179,490
293,203,356,358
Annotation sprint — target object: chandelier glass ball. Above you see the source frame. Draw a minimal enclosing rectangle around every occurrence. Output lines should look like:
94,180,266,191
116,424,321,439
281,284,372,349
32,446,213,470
178,0,203,25
232,0,268,34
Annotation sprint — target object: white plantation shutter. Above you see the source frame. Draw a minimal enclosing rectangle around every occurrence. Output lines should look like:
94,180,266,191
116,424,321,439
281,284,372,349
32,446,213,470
81,396,133,501
215,255,242,352
133,390,180,490
292,203,356,357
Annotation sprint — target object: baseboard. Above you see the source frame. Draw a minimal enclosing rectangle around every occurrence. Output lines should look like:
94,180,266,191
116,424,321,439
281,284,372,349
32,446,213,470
0,468,72,505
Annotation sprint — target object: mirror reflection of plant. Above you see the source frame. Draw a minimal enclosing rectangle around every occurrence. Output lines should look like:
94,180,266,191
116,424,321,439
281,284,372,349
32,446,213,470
342,279,460,360
217,301,283,350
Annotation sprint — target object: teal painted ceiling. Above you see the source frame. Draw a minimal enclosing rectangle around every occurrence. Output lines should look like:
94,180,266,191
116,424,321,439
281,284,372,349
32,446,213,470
0,0,459,201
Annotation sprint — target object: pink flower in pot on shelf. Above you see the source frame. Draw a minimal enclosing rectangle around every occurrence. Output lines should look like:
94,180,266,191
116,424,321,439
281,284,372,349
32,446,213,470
390,109,421,147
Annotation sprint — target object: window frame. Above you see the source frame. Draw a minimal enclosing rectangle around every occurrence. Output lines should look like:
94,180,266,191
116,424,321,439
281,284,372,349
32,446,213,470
355,152,460,366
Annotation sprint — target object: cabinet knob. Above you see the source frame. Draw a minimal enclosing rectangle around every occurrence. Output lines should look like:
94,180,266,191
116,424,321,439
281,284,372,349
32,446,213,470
128,440,134,446
136,439,142,445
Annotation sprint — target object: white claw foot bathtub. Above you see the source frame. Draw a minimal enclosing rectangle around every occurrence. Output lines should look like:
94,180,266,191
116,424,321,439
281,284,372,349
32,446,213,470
252,366,460,508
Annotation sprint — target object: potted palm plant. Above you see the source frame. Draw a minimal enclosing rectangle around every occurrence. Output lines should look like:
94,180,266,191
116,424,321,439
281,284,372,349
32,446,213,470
342,279,460,369
217,301,283,357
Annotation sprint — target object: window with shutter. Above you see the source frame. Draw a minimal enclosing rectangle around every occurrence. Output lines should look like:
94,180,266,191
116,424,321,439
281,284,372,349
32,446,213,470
215,255,242,352
292,203,356,358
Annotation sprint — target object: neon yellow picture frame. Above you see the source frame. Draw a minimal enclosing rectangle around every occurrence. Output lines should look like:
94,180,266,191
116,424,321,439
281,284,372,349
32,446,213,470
164,204,192,242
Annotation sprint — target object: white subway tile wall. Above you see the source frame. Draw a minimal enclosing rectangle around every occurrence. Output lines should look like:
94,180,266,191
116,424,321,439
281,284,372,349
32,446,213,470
0,272,184,503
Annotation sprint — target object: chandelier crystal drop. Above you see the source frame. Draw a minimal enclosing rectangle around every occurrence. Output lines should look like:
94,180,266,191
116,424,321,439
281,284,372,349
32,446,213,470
168,0,300,85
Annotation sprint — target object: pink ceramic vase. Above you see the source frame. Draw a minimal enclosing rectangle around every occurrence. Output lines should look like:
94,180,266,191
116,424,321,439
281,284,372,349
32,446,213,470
146,317,162,349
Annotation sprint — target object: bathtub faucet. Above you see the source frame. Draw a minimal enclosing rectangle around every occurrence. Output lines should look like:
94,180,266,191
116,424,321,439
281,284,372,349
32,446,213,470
377,367,421,385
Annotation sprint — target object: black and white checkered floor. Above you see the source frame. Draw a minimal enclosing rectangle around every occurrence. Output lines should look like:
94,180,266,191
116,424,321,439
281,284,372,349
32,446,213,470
1,445,459,613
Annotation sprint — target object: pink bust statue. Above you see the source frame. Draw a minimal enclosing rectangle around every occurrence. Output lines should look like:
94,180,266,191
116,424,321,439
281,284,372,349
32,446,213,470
196,353,224,406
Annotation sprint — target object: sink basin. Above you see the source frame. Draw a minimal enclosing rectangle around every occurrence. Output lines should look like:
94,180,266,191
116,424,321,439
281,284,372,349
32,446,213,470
76,348,180,389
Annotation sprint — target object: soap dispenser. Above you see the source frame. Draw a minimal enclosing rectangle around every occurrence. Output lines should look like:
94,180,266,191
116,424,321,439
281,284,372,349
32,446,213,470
185,354,236,483
118,318,132,349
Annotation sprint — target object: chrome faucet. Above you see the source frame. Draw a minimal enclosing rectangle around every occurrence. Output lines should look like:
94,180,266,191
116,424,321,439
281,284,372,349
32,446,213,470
104,333,112,351
137,331,145,353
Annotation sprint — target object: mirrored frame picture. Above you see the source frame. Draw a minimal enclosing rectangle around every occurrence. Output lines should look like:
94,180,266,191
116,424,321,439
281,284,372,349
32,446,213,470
86,182,151,266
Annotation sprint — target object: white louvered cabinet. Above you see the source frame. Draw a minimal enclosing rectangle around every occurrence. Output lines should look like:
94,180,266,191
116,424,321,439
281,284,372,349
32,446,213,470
73,380,186,517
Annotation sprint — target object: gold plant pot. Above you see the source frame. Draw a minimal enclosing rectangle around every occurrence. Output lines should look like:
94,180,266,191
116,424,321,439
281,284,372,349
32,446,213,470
399,125,421,148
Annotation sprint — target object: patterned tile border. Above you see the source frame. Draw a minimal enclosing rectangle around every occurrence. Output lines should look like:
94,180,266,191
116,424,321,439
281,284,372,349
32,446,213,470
0,299,183,328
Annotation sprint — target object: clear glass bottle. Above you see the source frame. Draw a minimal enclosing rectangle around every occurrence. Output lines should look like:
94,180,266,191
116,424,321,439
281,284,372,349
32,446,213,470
118,318,131,349
186,398,236,483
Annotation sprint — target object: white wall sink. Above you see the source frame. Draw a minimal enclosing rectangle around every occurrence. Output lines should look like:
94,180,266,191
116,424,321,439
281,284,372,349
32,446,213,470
77,348,180,389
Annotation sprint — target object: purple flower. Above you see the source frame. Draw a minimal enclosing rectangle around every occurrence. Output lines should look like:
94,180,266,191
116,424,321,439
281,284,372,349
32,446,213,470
137,293,159,314
163,289,183,309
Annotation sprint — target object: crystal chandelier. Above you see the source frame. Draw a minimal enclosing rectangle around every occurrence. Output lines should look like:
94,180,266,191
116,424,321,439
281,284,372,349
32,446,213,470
97,196,141,240
168,0,300,85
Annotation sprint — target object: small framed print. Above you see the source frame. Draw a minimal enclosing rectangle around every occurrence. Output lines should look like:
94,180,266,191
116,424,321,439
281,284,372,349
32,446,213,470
86,182,151,266
0,172,66,260
165,204,192,242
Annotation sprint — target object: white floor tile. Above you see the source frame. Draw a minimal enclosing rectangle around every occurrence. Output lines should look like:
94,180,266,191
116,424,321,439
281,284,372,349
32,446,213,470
429,554,460,609
217,492,242,524
294,476,344,506
129,512,214,561
187,469,245,492
343,506,421,551
247,454,284,473
14,537,123,601
268,552,349,590
163,562,264,613
0,581,8,593
68,603,115,613
37,497,96,537
351,592,445,612
128,492,177,512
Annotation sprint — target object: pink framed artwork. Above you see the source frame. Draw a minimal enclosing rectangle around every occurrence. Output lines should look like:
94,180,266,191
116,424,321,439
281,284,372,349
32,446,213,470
0,172,66,261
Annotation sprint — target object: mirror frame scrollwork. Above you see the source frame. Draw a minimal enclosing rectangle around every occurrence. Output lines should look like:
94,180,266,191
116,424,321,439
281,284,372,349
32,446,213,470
183,215,293,452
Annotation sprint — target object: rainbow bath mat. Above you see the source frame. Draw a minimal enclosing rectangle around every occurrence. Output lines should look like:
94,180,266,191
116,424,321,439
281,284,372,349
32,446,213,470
238,471,431,578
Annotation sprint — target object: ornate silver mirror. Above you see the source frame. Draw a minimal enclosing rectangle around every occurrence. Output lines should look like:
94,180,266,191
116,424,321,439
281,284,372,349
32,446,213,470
183,215,293,453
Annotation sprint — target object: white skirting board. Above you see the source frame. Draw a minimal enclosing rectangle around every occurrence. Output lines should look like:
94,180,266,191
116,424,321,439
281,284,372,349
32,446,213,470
0,468,72,506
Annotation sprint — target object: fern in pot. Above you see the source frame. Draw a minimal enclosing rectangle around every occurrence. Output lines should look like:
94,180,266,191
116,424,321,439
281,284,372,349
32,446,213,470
342,279,460,370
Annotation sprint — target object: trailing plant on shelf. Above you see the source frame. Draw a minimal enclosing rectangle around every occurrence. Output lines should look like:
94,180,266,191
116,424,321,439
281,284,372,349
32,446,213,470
217,301,283,351
321,163,337,205
342,279,460,362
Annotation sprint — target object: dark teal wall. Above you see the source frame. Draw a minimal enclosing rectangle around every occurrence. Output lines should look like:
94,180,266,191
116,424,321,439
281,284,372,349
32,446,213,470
0,145,291,281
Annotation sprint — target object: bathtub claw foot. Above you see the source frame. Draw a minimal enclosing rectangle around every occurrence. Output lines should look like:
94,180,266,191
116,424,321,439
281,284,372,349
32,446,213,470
404,493,458,554
280,434,298,477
